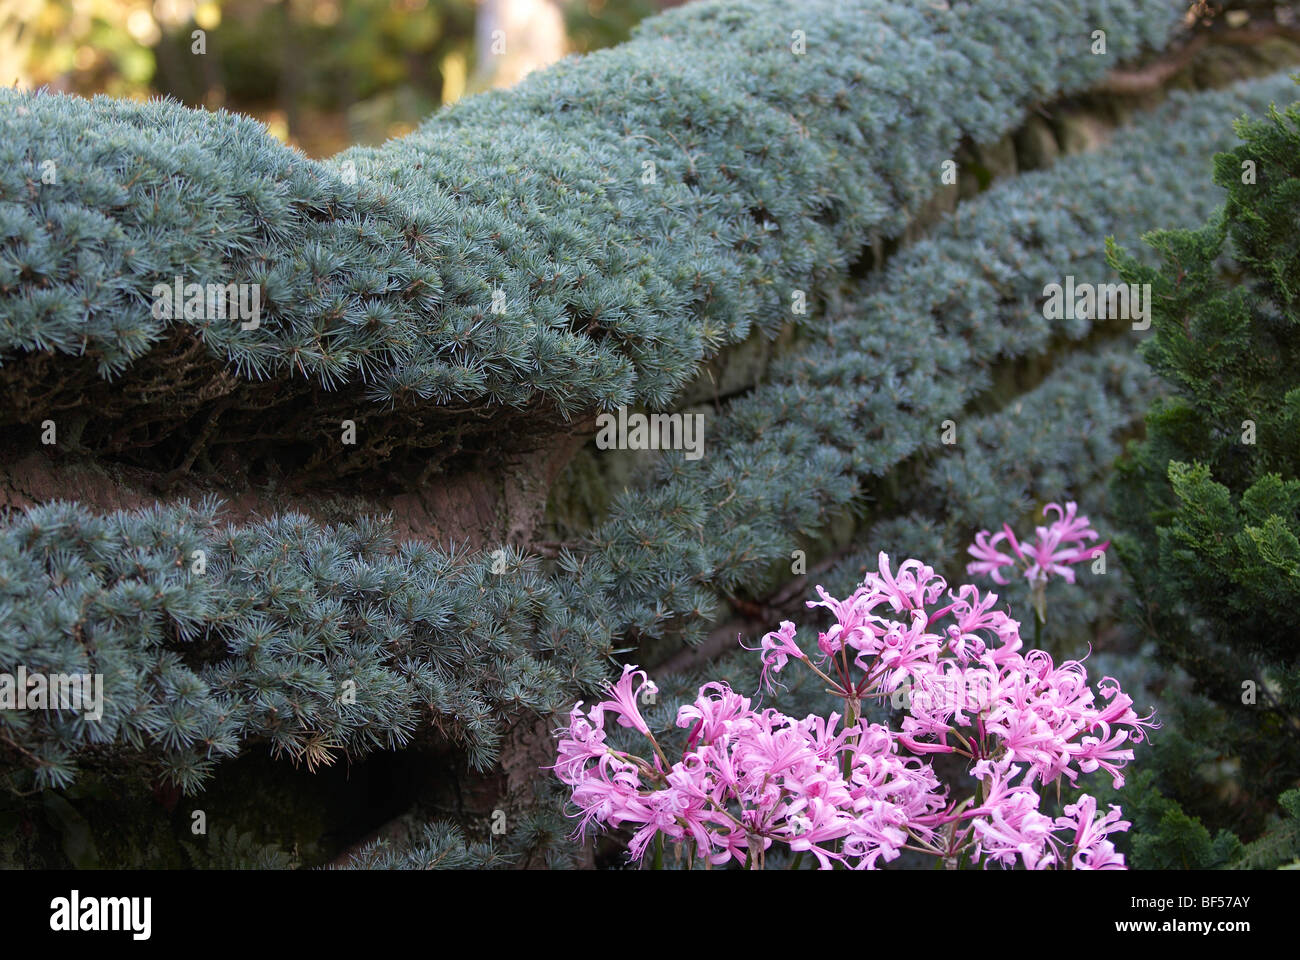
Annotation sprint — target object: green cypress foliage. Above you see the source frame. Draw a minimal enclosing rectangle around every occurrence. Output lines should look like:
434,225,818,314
1235,789,1300,869
1122,770,1245,870
1110,86,1300,836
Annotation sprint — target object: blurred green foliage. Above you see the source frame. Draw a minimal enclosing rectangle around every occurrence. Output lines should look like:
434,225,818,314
3,0,660,155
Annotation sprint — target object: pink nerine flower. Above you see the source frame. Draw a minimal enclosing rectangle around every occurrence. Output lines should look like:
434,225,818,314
1054,794,1130,869
968,759,1056,870
552,675,948,869
600,664,658,738
805,583,879,657
1025,502,1109,584
966,501,1108,586
747,620,805,692
551,550,1153,870
864,554,947,613
966,528,1021,585
937,583,1022,664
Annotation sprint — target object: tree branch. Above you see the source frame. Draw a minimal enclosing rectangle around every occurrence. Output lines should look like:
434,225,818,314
1099,22,1300,95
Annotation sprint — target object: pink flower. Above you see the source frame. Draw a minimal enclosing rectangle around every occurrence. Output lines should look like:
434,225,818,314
551,702,609,784
1093,676,1161,743
1055,794,1130,869
599,664,657,738
969,759,1057,870
551,547,1152,871
806,584,879,657
966,529,1021,585
746,620,804,692
935,583,1022,665
675,681,754,746
966,502,1107,586
1071,722,1136,789
859,608,943,692
1024,502,1108,584
865,554,948,612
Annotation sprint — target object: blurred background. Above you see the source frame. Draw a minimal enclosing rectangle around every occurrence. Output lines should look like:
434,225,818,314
0,0,680,156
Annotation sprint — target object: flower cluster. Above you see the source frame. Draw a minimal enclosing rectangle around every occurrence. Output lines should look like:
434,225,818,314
552,553,1154,870
966,501,1107,587
966,502,1108,624
554,667,944,869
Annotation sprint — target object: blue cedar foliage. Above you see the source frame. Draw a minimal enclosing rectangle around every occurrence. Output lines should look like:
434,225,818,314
0,500,611,792
0,0,1181,472
857,342,1157,628
341,794,582,870
606,342,1167,865
3,72,1295,799
641,343,1157,786
577,72,1300,650
341,821,515,870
